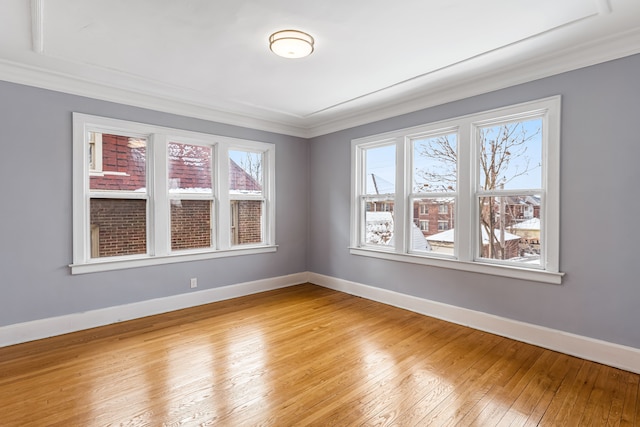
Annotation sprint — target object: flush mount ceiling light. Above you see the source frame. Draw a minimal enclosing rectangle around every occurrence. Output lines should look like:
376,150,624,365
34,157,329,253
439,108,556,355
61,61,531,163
269,30,314,59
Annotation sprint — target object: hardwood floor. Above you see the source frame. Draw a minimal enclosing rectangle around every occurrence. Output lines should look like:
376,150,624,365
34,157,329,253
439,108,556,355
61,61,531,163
1,283,638,426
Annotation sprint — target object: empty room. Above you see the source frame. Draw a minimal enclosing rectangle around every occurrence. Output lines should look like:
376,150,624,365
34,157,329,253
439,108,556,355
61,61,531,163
1,0,640,425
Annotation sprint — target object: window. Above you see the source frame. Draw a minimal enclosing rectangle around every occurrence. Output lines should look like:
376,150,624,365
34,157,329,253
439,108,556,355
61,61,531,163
72,114,276,274
350,97,562,284
229,150,265,246
360,143,396,247
168,141,213,251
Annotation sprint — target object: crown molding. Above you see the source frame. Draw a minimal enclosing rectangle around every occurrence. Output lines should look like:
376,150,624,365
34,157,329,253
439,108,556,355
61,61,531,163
1,26,639,139
304,26,640,138
0,58,312,138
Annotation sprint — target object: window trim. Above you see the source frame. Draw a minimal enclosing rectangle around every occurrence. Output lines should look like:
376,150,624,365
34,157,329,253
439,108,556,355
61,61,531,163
350,96,563,285
71,113,276,274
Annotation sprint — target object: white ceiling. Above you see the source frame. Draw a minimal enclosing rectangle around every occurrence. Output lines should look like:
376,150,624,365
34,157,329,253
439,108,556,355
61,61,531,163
1,0,639,137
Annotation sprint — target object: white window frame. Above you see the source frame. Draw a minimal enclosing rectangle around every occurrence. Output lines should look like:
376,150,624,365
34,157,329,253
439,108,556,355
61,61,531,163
350,96,563,284
71,113,276,274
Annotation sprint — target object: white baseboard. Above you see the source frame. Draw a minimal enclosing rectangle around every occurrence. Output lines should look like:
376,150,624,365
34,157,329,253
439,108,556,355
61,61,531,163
4,271,639,375
308,272,640,374
0,272,309,348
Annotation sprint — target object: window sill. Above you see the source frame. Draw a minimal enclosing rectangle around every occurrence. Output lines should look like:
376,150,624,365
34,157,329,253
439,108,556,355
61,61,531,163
349,247,564,285
70,245,278,275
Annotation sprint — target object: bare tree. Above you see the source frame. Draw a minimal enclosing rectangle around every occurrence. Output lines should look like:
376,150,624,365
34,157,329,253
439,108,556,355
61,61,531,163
416,122,541,259
239,152,262,184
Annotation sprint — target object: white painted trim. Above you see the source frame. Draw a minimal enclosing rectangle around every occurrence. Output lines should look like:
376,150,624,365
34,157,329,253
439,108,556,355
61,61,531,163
349,248,563,285
3,271,638,374
0,272,309,348
71,113,277,273
0,27,639,138
350,97,563,284
305,28,640,138
308,272,640,374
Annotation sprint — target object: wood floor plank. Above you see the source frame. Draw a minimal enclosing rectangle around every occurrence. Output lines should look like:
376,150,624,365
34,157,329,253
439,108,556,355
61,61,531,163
0,283,638,426
620,372,639,426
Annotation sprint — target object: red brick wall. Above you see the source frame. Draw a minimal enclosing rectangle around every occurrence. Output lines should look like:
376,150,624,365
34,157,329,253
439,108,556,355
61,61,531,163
414,200,455,236
90,198,147,257
171,200,211,250
236,200,262,244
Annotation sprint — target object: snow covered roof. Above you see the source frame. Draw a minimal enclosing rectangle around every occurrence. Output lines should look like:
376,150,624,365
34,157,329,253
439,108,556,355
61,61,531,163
426,227,521,243
365,212,431,251
510,218,541,230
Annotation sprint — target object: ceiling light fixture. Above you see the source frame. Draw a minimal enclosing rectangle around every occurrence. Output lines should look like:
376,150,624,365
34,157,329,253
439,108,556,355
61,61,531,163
269,30,314,59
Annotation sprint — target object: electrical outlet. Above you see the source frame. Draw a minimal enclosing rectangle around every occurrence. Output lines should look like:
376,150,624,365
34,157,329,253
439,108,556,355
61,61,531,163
190,277,198,288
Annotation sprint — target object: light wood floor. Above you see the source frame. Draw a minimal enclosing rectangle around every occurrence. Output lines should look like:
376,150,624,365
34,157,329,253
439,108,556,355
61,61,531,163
1,284,638,426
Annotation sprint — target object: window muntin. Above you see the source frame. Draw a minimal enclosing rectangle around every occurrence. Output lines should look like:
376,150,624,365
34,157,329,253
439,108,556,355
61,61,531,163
350,97,562,284
72,114,276,274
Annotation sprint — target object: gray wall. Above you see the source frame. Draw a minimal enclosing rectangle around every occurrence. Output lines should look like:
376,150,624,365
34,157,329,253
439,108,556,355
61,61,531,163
0,81,308,326
308,53,640,349
2,54,639,350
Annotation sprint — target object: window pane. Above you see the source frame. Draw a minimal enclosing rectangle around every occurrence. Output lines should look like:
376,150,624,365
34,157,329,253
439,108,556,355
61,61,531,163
412,198,455,254
229,150,262,195
168,142,212,193
478,119,542,190
413,133,457,193
171,200,212,250
89,133,147,192
478,195,541,265
90,198,147,258
231,200,263,245
365,145,395,195
365,208,394,246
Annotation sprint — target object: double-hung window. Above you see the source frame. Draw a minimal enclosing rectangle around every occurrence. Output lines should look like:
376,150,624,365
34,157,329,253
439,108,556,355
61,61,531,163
351,97,562,284
72,114,276,274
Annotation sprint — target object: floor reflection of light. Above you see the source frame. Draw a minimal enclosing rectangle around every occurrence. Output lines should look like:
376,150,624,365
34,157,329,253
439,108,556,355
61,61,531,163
219,324,269,422
162,338,217,423
78,341,155,425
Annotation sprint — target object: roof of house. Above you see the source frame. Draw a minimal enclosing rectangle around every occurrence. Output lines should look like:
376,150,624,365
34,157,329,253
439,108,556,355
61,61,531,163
426,227,521,244
510,218,541,230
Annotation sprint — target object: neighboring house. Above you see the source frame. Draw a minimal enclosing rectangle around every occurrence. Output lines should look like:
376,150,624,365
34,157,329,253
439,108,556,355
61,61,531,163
426,227,522,258
504,195,540,221
510,217,541,255
89,133,262,257
414,199,455,237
